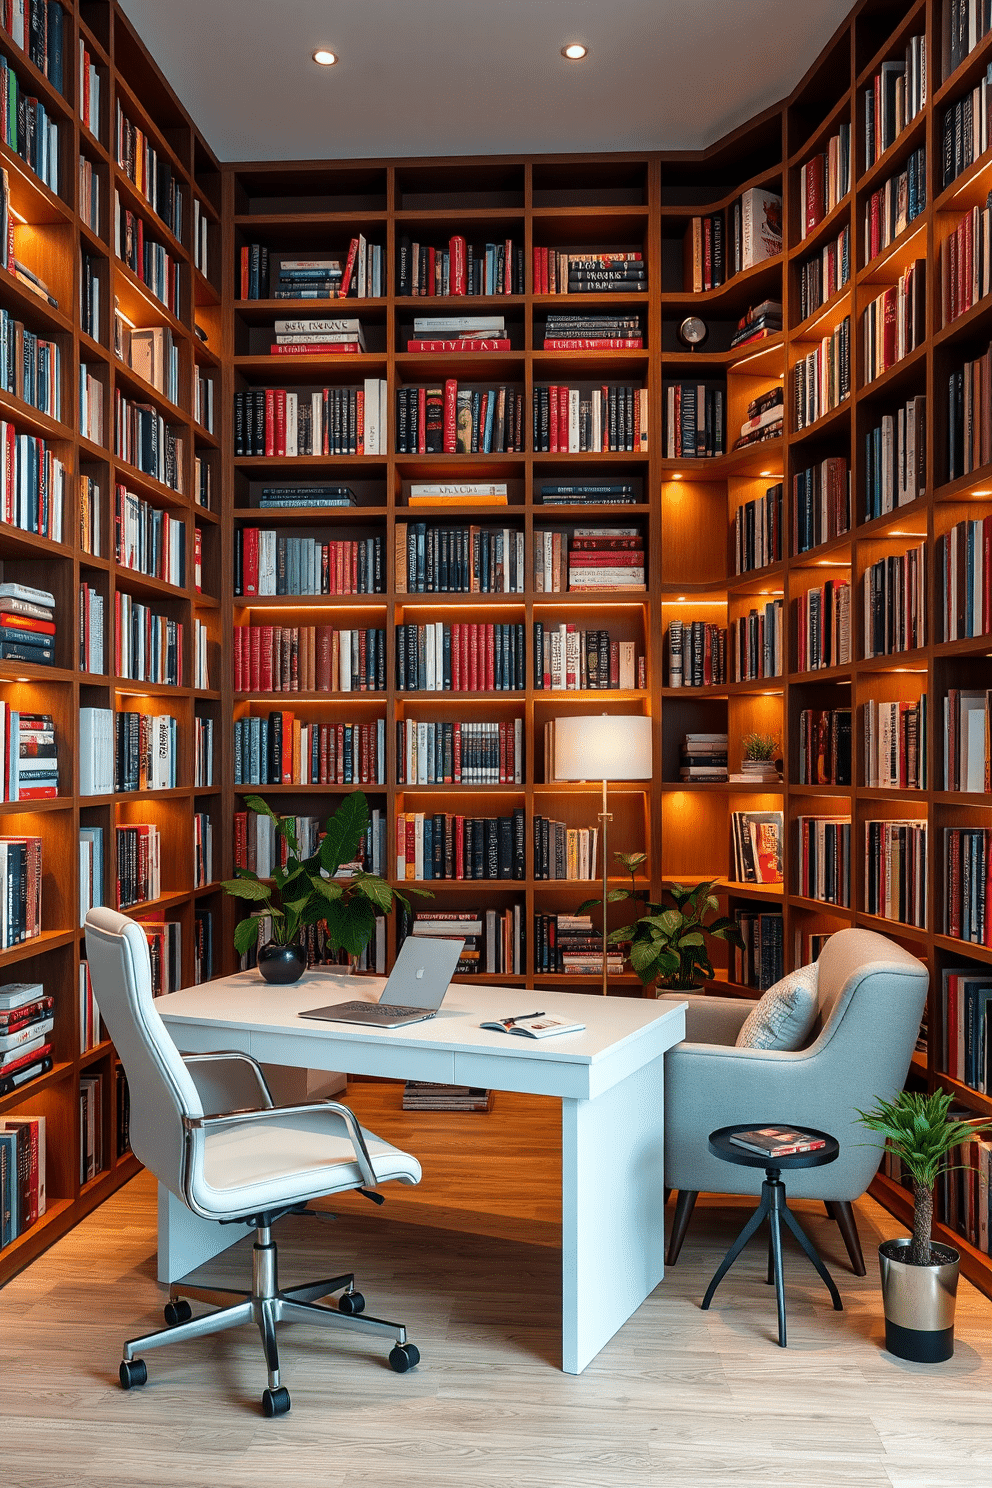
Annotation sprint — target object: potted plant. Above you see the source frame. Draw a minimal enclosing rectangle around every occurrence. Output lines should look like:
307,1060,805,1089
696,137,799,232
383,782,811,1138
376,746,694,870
582,866,744,992
856,1089,992,1361
739,731,781,782
221,791,424,984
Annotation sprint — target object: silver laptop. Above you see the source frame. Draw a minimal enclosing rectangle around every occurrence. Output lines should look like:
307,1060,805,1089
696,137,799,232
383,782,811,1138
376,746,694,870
298,936,465,1027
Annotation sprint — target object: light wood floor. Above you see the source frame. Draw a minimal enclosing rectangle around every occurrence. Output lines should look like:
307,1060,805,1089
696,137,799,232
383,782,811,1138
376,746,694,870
1,1105,991,1488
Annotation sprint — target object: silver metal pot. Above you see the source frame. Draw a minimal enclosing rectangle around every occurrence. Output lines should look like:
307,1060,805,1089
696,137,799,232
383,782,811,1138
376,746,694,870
878,1237,960,1362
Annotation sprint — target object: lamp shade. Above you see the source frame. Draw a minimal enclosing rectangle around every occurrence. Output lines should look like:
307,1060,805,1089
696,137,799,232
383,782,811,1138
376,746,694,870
553,714,653,782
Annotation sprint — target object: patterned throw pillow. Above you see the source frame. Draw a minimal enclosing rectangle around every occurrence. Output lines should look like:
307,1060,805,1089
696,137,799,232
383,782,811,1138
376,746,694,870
735,963,820,1051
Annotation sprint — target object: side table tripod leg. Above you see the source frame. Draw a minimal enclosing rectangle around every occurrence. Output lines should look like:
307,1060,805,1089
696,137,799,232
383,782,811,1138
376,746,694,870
768,1193,787,1348
779,1202,843,1311
701,1193,770,1312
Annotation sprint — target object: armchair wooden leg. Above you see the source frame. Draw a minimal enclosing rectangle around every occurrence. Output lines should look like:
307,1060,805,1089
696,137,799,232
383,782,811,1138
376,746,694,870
666,1190,698,1266
831,1200,866,1276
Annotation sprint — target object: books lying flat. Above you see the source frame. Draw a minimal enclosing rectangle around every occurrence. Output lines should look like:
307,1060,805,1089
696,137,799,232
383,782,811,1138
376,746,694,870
402,1081,494,1112
728,1127,826,1158
480,1015,586,1039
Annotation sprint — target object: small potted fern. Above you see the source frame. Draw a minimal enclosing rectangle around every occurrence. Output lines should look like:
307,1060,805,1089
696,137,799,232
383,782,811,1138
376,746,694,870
857,1089,992,1362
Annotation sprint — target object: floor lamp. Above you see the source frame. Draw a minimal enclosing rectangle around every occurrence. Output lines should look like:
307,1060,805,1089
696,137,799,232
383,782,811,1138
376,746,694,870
553,714,653,996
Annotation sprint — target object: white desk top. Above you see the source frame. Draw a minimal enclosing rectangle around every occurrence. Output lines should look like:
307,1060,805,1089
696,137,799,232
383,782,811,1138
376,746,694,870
157,970,687,1102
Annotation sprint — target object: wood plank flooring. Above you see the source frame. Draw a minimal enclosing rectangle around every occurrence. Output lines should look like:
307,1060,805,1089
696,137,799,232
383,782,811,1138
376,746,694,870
1,1101,991,1487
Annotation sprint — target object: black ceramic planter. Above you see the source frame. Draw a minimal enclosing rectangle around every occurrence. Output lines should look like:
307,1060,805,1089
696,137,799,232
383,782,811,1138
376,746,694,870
257,942,307,985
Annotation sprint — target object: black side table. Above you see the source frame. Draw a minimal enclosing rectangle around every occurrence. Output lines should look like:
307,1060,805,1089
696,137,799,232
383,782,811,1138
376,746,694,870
701,1124,844,1347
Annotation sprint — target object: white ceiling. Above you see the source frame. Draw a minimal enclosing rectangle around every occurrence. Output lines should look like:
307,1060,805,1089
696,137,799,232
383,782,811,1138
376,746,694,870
121,0,853,163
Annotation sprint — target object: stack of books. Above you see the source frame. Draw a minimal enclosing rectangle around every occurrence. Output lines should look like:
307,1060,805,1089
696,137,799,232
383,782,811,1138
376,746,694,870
533,912,623,975
0,982,53,1097
567,527,645,592
273,257,342,300
542,313,643,349
1,708,58,800
405,909,490,976
731,811,784,884
406,482,508,509
257,485,356,511
730,299,782,350
533,249,645,294
680,733,728,782
734,385,783,451
539,482,636,507
269,317,366,356
0,583,55,666
402,1082,494,1112
406,316,508,351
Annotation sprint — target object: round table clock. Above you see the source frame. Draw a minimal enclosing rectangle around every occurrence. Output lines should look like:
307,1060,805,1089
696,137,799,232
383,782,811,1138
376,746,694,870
676,315,709,349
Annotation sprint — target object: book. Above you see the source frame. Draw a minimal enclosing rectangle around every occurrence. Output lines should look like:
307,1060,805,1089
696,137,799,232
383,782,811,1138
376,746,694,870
480,1015,586,1039
729,1128,827,1157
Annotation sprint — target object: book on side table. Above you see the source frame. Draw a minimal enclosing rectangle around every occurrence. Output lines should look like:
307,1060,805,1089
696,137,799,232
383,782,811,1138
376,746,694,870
729,1127,826,1157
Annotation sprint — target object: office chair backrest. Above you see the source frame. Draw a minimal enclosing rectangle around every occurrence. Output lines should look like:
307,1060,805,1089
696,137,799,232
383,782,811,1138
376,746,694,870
85,907,205,1199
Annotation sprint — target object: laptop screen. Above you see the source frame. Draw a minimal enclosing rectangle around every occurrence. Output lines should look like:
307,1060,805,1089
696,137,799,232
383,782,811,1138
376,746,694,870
379,936,465,1009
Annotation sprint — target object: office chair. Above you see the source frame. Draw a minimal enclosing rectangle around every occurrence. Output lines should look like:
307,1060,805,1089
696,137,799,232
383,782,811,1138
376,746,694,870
84,907,423,1416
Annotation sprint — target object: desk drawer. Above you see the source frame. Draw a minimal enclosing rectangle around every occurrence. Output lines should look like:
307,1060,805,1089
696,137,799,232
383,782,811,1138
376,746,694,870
248,1030,456,1084
453,1051,589,1099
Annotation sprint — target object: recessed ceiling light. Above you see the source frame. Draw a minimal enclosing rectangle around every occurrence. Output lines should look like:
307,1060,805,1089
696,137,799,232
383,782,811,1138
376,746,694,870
312,49,337,66
561,43,588,60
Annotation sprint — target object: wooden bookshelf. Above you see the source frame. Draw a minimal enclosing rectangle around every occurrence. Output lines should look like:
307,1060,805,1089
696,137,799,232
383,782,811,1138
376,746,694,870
0,0,224,1287
3,0,992,1299
219,0,992,1298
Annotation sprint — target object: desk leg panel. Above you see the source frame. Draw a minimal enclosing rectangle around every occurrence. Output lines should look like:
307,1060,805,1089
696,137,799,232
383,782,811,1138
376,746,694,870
560,1054,666,1374
157,1185,242,1285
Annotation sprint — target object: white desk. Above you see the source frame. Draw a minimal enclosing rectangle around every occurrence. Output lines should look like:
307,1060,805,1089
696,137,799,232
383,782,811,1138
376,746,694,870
156,971,686,1375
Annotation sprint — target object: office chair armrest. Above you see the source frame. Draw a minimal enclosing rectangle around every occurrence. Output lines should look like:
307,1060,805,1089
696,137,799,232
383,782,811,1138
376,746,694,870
183,1098,377,1187
182,1050,275,1109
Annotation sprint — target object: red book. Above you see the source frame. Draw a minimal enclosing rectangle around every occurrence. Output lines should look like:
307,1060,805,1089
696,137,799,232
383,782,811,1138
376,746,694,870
18,786,57,800
469,624,478,691
259,625,274,692
443,378,458,453
703,214,712,291
194,528,202,592
0,1042,52,1079
455,815,465,878
264,390,275,456
270,342,362,355
406,339,511,352
0,613,54,634
542,338,643,350
405,815,416,878
882,287,897,369
428,246,436,296
569,551,645,566
417,387,427,454
233,626,243,692
339,237,359,298
356,386,365,451
453,722,461,783
249,625,262,691
281,712,293,782
532,246,541,294
549,385,559,453
805,154,825,235
485,624,495,691
559,390,568,452
243,527,259,595
450,235,467,295
275,389,287,456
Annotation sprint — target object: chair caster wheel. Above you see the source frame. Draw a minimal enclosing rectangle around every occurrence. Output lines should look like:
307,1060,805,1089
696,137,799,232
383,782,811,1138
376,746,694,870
338,1290,365,1315
164,1299,192,1326
389,1343,420,1373
119,1359,147,1390
262,1386,291,1417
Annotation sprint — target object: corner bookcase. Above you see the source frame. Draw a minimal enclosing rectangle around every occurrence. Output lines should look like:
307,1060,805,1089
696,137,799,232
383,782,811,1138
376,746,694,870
3,0,991,1303
0,1,225,1284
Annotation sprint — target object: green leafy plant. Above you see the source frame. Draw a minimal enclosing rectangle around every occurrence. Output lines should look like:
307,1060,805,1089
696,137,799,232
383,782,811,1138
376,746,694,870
221,791,428,961
742,732,779,762
581,873,744,991
856,1090,992,1266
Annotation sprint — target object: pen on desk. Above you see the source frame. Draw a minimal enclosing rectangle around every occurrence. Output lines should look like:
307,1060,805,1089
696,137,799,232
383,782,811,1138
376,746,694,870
502,1011,544,1025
